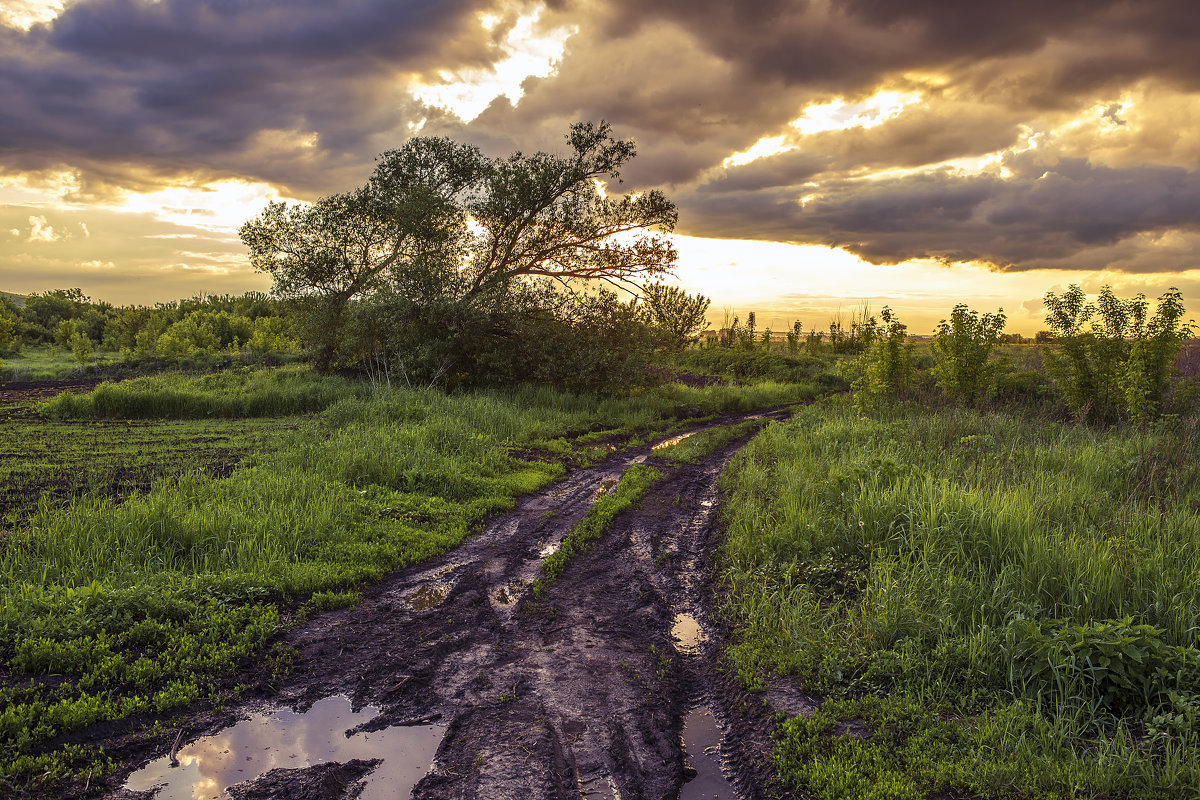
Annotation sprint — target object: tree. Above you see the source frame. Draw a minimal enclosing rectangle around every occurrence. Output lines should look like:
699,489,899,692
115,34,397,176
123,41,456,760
240,138,480,370
639,283,710,350
241,122,678,375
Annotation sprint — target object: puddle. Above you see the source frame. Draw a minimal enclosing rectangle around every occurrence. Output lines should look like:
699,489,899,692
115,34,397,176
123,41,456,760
679,706,734,800
539,541,561,558
652,431,698,451
590,477,619,501
407,582,451,610
671,613,708,655
125,695,445,800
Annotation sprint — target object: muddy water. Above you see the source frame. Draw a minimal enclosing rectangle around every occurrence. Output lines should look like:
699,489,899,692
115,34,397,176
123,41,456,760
680,706,735,799
671,612,708,655
124,695,444,799
652,430,699,450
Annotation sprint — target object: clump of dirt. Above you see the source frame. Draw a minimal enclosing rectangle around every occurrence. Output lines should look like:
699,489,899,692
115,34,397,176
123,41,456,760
225,758,381,800
50,409,800,800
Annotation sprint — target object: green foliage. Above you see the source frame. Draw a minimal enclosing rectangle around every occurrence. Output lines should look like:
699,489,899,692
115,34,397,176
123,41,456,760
0,304,18,354
1043,285,1193,423
720,398,1200,796
242,122,677,380
1007,616,1200,720
843,307,914,413
69,332,94,365
638,283,710,350
930,304,1006,404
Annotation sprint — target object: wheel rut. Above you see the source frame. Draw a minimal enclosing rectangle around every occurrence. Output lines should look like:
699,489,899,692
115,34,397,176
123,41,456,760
110,410,793,800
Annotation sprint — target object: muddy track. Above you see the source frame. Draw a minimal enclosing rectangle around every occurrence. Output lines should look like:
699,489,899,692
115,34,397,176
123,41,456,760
101,410,796,800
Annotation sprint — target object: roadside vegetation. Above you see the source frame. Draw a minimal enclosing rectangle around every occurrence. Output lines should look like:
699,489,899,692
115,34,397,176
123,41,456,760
719,285,1200,799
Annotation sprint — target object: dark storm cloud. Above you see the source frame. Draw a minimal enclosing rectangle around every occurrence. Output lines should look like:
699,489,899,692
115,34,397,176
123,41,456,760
585,0,1200,102
0,0,505,196
679,156,1200,271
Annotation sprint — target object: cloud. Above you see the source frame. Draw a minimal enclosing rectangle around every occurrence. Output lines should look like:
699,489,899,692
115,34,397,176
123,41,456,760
0,0,515,197
678,154,1200,271
5,0,1200,295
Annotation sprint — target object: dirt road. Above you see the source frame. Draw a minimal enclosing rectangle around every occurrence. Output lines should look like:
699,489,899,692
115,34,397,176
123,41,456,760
106,412,794,800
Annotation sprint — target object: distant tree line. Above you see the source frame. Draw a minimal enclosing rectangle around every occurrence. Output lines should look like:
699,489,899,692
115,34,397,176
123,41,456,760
0,289,300,366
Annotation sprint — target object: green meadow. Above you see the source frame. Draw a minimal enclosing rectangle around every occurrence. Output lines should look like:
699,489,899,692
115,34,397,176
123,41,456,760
720,397,1200,798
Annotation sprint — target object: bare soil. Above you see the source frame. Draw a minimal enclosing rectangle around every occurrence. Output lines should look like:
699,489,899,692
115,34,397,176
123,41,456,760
69,411,800,800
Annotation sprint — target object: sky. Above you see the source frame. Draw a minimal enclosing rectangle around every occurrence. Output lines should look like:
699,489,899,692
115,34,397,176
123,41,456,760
3,0,1200,334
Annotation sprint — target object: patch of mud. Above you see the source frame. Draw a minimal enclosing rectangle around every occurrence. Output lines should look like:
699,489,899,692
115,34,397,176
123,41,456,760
83,407,800,800
124,695,444,800
225,759,381,800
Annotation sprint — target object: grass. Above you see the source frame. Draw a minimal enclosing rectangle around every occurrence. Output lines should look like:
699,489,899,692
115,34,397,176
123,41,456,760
0,365,819,791
0,416,288,524
38,365,366,418
676,347,846,387
718,396,1200,798
0,347,104,382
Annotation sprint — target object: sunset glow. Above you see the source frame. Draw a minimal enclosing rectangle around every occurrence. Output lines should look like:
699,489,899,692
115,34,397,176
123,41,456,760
2,0,1198,329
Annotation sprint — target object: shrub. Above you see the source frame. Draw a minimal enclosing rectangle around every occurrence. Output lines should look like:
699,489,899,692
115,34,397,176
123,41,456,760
930,304,1006,405
1043,285,1193,423
843,307,913,413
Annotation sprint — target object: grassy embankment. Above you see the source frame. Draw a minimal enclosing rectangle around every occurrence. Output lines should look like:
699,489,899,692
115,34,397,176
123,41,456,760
720,396,1200,798
0,364,814,790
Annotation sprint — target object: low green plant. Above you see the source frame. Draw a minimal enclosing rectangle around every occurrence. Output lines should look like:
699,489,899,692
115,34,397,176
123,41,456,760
310,590,361,612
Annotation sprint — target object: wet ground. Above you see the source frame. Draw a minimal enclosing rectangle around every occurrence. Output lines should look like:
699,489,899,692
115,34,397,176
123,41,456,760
90,410,796,800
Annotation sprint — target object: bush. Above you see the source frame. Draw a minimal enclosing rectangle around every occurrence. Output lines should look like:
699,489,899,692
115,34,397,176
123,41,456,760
1043,285,1193,423
843,307,913,413
930,304,1006,405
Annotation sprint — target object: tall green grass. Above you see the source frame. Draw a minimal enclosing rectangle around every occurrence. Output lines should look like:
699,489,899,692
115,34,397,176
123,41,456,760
720,397,1200,798
38,365,365,418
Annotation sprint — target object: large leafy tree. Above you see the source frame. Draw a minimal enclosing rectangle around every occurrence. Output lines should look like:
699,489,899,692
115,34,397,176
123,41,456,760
240,122,677,373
